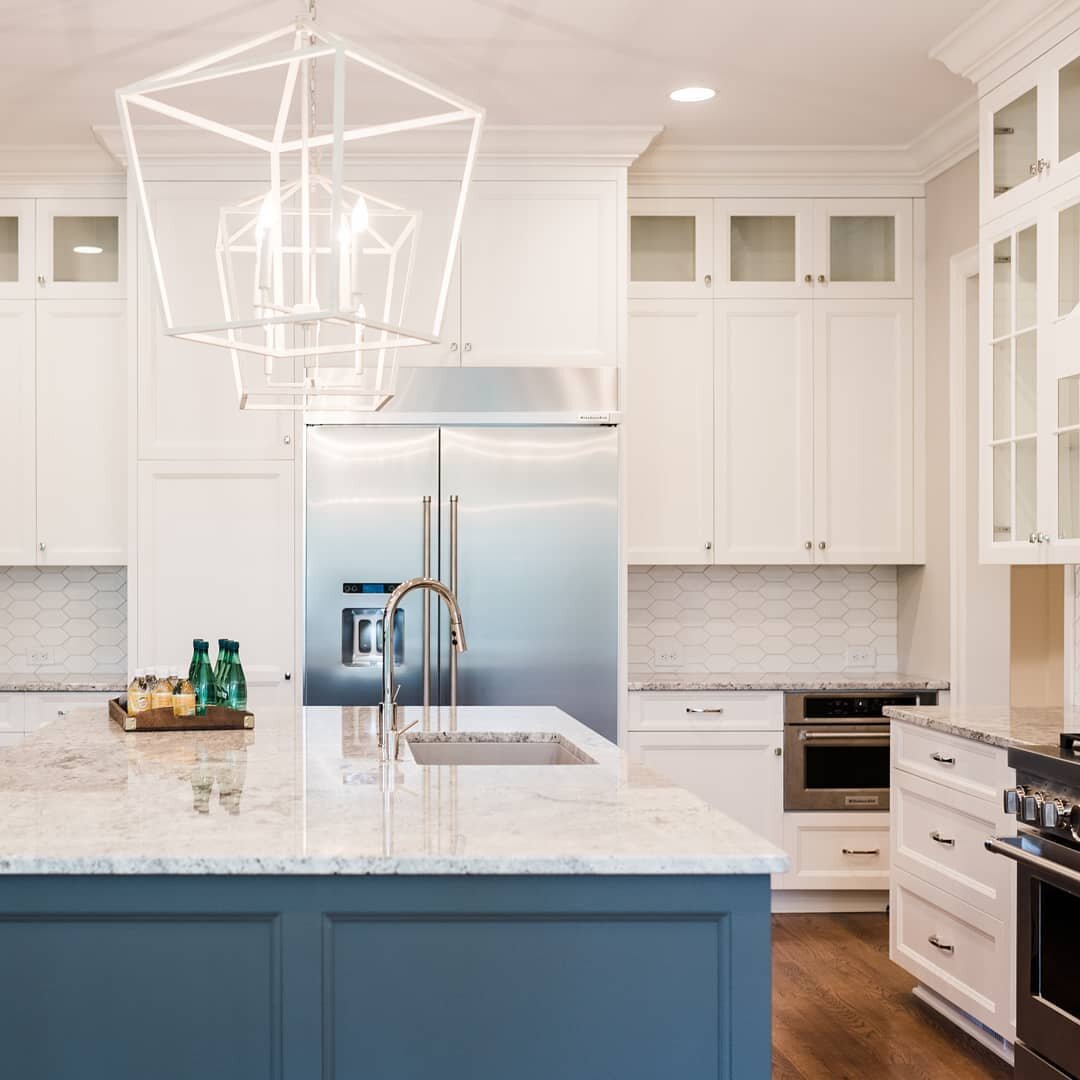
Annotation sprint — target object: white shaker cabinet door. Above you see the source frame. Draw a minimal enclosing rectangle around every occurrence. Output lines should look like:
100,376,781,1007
627,730,784,851
626,299,714,564
137,182,294,460
0,301,36,564
137,462,295,707
460,180,617,367
714,299,814,564
35,299,126,565
813,299,914,564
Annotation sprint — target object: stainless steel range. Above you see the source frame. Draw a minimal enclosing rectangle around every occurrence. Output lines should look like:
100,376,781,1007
784,690,938,811
988,734,1080,1080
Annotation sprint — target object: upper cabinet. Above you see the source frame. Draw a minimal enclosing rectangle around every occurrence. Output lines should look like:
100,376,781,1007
629,199,714,300
0,201,35,299
35,199,125,300
631,196,913,300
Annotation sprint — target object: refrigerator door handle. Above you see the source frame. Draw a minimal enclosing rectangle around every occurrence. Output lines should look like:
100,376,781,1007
449,495,460,709
422,496,432,709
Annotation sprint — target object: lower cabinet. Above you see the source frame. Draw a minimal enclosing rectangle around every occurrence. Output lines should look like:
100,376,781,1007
626,729,784,851
0,691,116,747
779,811,890,890
889,718,1015,1043
136,462,296,706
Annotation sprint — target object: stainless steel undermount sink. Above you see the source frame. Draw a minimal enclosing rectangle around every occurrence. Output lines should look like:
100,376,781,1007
406,733,596,766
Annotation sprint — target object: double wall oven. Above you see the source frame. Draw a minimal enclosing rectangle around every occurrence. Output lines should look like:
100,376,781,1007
784,691,938,811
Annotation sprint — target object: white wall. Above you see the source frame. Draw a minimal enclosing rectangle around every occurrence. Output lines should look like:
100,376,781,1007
897,153,979,678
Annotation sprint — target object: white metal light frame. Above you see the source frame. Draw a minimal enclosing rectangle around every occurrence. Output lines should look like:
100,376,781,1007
116,13,484,411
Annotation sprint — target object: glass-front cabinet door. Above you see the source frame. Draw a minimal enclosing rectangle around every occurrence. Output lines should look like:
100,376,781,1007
812,199,912,299
714,199,813,298
629,198,713,300
981,213,1046,563
35,199,125,300
981,66,1046,222
0,200,35,299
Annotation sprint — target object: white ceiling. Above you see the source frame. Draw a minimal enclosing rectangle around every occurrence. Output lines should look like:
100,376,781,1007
0,0,985,153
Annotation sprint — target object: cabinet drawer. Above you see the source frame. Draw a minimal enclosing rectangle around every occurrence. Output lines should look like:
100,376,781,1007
629,692,782,731
0,694,26,734
891,721,1010,802
25,692,114,732
892,769,1015,918
780,811,889,890
891,867,1012,1037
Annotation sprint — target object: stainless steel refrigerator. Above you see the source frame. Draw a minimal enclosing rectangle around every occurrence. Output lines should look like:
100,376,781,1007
304,399,619,739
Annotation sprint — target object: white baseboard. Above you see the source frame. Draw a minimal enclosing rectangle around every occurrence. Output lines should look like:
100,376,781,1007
911,984,1014,1064
770,889,889,913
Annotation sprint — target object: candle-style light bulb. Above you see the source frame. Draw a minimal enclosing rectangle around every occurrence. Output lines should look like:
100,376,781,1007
255,192,277,295
351,196,369,235
349,196,369,308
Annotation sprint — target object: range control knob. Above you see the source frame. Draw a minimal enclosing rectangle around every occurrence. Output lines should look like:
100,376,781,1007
1004,786,1026,816
1069,804,1080,834
1021,791,1045,824
1041,798,1069,829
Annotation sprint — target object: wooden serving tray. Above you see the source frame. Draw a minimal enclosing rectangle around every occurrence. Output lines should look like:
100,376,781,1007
109,697,254,733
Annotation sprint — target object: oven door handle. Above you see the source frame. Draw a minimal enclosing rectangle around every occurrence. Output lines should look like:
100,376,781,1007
798,731,890,743
985,836,1080,888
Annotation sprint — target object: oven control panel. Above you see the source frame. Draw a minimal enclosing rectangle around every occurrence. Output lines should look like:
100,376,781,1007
1005,783,1080,839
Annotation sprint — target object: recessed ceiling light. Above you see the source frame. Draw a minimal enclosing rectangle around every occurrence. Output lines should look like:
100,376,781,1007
670,86,715,103
72,245,104,255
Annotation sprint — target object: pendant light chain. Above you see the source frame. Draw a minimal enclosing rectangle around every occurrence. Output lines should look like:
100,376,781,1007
308,0,319,173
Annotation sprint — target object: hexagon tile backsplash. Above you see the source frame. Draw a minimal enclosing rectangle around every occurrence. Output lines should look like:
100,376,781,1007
628,565,898,674
0,567,127,674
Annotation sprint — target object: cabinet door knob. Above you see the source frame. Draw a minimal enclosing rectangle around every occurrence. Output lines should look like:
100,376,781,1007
817,274,826,284
36,275,45,287
817,540,826,550
804,274,812,284
283,434,292,446
284,672,292,681
463,342,472,352
449,342,459,352
704,540,712,550
703,274,712,287
803,540,812,550
38,541,46,552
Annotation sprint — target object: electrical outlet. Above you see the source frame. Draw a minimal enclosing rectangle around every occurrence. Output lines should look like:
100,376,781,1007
845,646,876,669
653,647,683,669
29,649,55,666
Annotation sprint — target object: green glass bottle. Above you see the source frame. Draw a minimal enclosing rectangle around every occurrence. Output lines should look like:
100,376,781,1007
223,640,247,711
191,640,215,717
188,639,207,683
213,638,229,692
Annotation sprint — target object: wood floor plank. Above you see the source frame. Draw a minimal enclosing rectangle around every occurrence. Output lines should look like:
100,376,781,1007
773,913,1013,1079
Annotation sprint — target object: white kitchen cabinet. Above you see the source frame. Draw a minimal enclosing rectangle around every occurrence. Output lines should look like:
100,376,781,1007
137,182,295,460
137,461,295,707
714,299,814,563
626,299,713,564
0,695,26,735
35,299,126,565
715,199,814,299
812,199,912,299
0,301,36,564
627,729,784,850
35,199,125,300
629,198,714,300
460,180,617,366
25,692,115,732
779,811,890,891
0,200,35,300
813,299,914,563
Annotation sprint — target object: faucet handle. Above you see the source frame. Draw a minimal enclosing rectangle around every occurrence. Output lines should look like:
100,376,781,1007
392,684,402,703
396,719,418,738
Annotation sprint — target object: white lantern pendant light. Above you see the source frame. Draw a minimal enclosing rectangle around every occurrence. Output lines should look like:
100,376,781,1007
117,0,484,412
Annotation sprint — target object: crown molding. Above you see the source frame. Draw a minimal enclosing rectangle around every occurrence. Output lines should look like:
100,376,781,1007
0,142,121,183
90,123,663,171
930,0,1080,88
628,99,977,195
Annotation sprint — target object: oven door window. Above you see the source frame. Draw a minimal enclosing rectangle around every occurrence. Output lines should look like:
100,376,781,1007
804,743,890,789
1035,880,1080,1021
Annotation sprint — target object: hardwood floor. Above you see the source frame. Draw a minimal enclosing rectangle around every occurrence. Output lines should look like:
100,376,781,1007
773,914,1013,1079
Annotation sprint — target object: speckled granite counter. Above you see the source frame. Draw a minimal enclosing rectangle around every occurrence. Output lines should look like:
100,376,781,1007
0,673,126,693
629,672,948,692
883,704,1073,749
0,703,789,876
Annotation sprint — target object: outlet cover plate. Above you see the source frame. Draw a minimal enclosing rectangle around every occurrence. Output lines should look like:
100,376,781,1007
29,649,55,666
845,646,876,669
653,647,683,669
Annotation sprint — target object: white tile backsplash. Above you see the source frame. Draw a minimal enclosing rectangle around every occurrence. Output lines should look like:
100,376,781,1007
629,565,898,674
0,567,127,674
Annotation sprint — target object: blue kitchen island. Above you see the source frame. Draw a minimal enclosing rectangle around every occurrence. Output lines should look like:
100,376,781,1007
0,704,785,1079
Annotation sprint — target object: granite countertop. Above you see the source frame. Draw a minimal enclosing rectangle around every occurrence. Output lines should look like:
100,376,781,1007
0,704,789,877
628,672,949,692
883,704,1074,749
0,673,127,693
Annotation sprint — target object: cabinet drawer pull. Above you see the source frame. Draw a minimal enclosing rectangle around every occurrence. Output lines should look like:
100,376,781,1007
930,831,955,847
685,707,724,714
930,752,956,765
841,848,880,856
927,934,954,954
